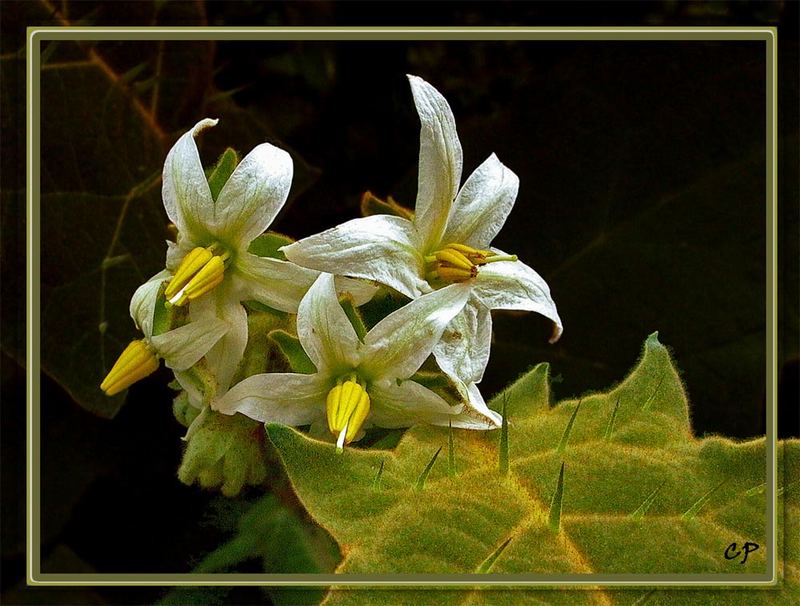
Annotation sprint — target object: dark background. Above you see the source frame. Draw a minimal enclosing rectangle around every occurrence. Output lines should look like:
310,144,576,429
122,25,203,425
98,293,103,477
2,1,798,605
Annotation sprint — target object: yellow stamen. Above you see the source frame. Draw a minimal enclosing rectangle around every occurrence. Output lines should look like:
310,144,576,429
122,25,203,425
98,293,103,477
435,248,473,271
326,375,371,452
444,243,493,264
183,256,226,301
167,250,227,306
437,265,477,283
425,242,518,284
100,339,159,396
165,247,213,300
169,256,225,306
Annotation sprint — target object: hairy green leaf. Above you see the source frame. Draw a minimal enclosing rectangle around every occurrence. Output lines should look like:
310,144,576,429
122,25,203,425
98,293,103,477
268,334,798,604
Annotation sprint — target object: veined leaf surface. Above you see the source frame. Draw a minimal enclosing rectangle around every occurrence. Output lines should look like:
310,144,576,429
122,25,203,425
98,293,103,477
268,334,798,604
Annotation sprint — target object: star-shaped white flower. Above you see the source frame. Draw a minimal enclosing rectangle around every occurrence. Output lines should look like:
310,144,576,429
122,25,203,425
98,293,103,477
213,273,498,450
100,271,228,396
281,75,562,387
161,119,373,392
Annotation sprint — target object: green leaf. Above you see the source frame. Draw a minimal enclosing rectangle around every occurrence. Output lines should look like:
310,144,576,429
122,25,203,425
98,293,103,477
267,334,799,604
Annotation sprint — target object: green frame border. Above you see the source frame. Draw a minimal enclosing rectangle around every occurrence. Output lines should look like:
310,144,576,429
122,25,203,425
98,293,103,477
26,26,779,588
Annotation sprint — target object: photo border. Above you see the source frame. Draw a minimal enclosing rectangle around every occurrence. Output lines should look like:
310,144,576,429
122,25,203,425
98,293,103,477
27,26,779,588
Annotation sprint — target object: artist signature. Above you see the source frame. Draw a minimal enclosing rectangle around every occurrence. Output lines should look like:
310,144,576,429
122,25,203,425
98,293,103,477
724,542,759,564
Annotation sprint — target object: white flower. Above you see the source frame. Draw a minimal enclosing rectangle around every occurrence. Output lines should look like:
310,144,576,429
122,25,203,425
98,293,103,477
281,75,562,387
213,273,498,451
100,271,228,396
160,119,373,392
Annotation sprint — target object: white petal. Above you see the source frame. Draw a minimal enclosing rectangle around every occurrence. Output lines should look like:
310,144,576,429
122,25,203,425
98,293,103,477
296,273,361,372
473,257,563,343
368,378,461,428
237,252,320,313
129,270,170,337
190,285,249,392
408,75,463,252
442,153,519,249
281,215,428,299
453,382,502,429
333,276,379,306
361,283,470,381
165,239,187,272
433,301,492,385
150,317,228,371
213,143,293,247
162,118,217,238
213,372,328,425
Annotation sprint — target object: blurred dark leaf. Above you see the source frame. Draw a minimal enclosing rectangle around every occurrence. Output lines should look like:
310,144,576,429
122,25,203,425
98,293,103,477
3,2,321,418
2,546,105,605
158,494,338,606
445,42,772,439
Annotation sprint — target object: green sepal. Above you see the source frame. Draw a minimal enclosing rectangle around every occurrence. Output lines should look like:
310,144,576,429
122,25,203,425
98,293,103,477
269,329,316,374
175,358,218,407
172,390,201,428
357,287,410,331
206,148,240,202
338,293,367,342
409,369,465,406
359,191,414,221
230,311,289,385
242,299,287,316
247,231,296,260
151,280,189,336
177,407,268,497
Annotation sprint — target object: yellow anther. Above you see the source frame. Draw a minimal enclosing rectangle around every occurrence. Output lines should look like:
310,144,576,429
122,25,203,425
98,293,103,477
444,243,493,264
326,376,371,452
435,248,474,271
437,265,477,283
165,247,213,300
425,242,520,285
100,339,159,396
168,252,227,306
182,256,226,301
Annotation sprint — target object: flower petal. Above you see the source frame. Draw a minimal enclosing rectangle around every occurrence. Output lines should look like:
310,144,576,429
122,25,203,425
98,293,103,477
473,256,563,343
236,252,320,313
190,284,249,392
442,153,519,249
361,283,470,381
368,378,461,428
433,300,492,385
455,382,503,429
408,75,463,252
213,142,293,247
149,317,229,371
213,372,328,425
162,118,217,238
281,215,428,299
296,273,362,372
129,269,170,337
333,276,379,306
